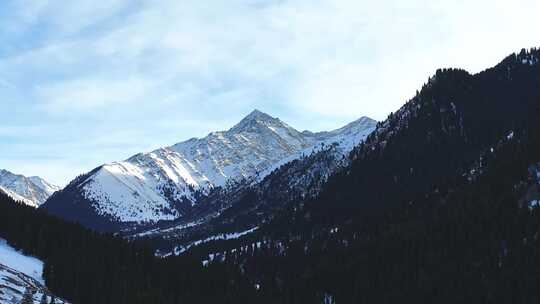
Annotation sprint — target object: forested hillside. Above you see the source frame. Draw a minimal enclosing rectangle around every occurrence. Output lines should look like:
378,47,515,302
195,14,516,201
0,194,262,303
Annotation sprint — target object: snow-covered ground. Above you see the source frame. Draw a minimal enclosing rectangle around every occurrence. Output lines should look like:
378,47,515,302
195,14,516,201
0,239,43,284
169,226,259,256
0,239,68,304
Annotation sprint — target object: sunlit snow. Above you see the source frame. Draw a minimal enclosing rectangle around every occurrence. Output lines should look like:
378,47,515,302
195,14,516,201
0,239,43,284
78,111,377,224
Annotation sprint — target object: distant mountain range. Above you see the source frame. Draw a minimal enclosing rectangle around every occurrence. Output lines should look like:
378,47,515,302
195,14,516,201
41,111,377,232
0,170,59,208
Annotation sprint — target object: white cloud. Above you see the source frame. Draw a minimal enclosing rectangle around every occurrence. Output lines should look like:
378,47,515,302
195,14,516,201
36,77,155,112
6,0,131,34
1,0,539,183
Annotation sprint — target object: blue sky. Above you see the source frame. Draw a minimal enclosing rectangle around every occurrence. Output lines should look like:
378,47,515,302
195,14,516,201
1,0,539,185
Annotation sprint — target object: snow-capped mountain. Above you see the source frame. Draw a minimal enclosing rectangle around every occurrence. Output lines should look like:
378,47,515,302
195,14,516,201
42,110,376,230
142,137,379,254
125,116,377,248
0,239,68,304
0,170,59,208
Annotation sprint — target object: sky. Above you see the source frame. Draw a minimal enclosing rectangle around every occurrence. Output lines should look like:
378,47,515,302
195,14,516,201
0,0,539,186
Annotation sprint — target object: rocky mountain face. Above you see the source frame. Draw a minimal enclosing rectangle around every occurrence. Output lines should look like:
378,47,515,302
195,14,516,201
0,170,59,208
128,118,377,251
41,111,377,232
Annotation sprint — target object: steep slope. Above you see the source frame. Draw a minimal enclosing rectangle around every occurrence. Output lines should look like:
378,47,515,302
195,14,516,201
0,170,59,208
308,47,538,234
0,239,68,304
132,118,376,252
42,112,376,231
313,48,540,219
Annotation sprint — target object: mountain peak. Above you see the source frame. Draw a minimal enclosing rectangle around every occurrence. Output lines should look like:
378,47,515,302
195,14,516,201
229,109,283,133
0,169,59,207
243,109,274,122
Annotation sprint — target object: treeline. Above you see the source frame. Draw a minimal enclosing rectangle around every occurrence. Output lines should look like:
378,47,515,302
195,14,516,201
0,195,261,304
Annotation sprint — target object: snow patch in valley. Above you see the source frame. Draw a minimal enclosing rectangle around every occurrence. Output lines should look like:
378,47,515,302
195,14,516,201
135,220,203,238
171,226,259,256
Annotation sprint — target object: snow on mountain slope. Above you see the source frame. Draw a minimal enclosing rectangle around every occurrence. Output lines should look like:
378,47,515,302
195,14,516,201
0,186,34,206
44,111,377,226
167,110,315,188
28,177,60,198
0,239,68,304
130,117,377,245
82,163,179,222
0,170,59,207
256,116,376,180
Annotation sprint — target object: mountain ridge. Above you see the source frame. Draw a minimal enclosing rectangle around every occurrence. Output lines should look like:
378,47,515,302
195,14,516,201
41,112,377,231
0,169,59,207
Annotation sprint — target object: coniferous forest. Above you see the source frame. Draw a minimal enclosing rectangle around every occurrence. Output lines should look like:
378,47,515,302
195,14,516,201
0,193,262,303
1,49,540,303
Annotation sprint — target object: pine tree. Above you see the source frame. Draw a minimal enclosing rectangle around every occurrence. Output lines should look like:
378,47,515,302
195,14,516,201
21,287,34,304
40,293,48,304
